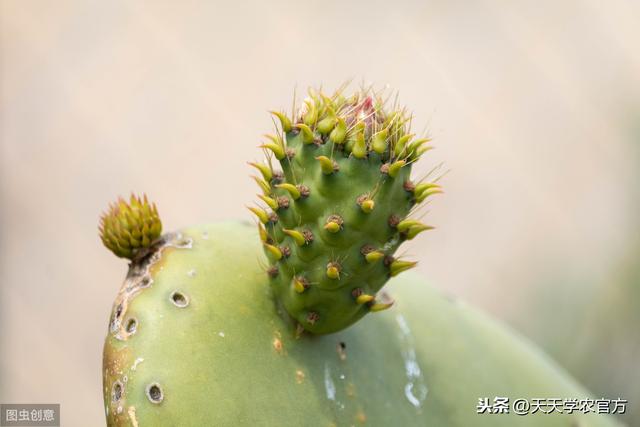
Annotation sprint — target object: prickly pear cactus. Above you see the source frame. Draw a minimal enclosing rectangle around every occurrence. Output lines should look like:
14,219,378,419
100,87,623,427
250,87,441,334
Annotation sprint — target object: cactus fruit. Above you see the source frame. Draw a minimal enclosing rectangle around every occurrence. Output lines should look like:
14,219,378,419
101,87,623,426
251,87,441,334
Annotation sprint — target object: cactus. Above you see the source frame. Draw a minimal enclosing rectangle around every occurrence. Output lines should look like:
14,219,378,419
101,87,622,427
251,87,440,334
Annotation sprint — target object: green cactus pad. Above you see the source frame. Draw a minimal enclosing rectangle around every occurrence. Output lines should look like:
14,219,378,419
103,222,621,427
251,87,442,333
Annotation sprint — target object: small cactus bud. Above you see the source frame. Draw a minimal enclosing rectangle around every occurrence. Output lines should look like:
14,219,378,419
270,111,292,132
99,194,162,259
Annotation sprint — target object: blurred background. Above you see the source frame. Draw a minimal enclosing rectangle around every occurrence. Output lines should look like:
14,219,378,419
1,1,638,425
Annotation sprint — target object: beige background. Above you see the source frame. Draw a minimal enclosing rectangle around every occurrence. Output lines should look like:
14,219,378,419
1,1,639,426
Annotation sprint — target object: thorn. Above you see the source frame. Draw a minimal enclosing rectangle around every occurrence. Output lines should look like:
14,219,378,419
372,128,389,154
270,111,292,132
356,294,375,305
276,183,301,200
316,156,337,175
390,260,417,277
365,251,384,263
369,301,394,312
317,115,337,135
248,206,269,224
407,138,431,154
303,99,318,127
248,162,273,181
293,276,308,293
415,145,434,157
258,223,269,242
388,160,406,178
406,224,435,240
283,229,306,246
324,221,341,233
396,219,421,233
295,123,315,144
252,176,271,195
264,243,283,260
329,117,347,144
260,142,285,160
414,182,441,195
358,197,375,213
352,129,367,159
326,262,341,279
258,194,278,210
416,187,444,203
394,134,414,157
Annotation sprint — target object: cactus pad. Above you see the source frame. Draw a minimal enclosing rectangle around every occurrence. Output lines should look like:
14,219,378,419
251,87,442,333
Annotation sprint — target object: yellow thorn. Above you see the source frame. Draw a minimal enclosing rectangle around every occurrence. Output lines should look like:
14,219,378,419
416,187,444,203
260,142,285,160
326,265,340,279
394,134,414,157
316,156,336,175
293,277,306,293
295,123,315,144
317,115,337,135
352,130,367,159
396,219,421,233
252,176,271,195
388,160,406,178
264,243,283,260
248,207,269,224
270,111,292,132
324,221,341,233
365,251,384,263
258,224,268,242
406,224,435,240
258,194,278,210
356,294,375,305
329,117,347,144
360,199,375,213
390,260,417,277
414,182,440,195
372,128,389,154
370,301,394,312
248,162,273,181
303,99,318,127
283,229,306,246
276,183,301,200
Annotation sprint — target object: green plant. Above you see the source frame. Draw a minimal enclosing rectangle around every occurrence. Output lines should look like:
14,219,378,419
100,87,621,426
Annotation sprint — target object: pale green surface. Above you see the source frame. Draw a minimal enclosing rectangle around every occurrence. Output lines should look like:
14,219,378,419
103,222,622,427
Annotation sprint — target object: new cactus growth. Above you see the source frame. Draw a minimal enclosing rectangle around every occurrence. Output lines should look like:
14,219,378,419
252,88,440,334
100,86,623,427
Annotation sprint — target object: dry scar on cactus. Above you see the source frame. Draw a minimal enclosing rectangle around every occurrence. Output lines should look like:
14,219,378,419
248,85,443,334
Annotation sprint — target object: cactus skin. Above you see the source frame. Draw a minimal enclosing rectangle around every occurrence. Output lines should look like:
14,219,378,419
103,222,621,427
252,88,441,334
